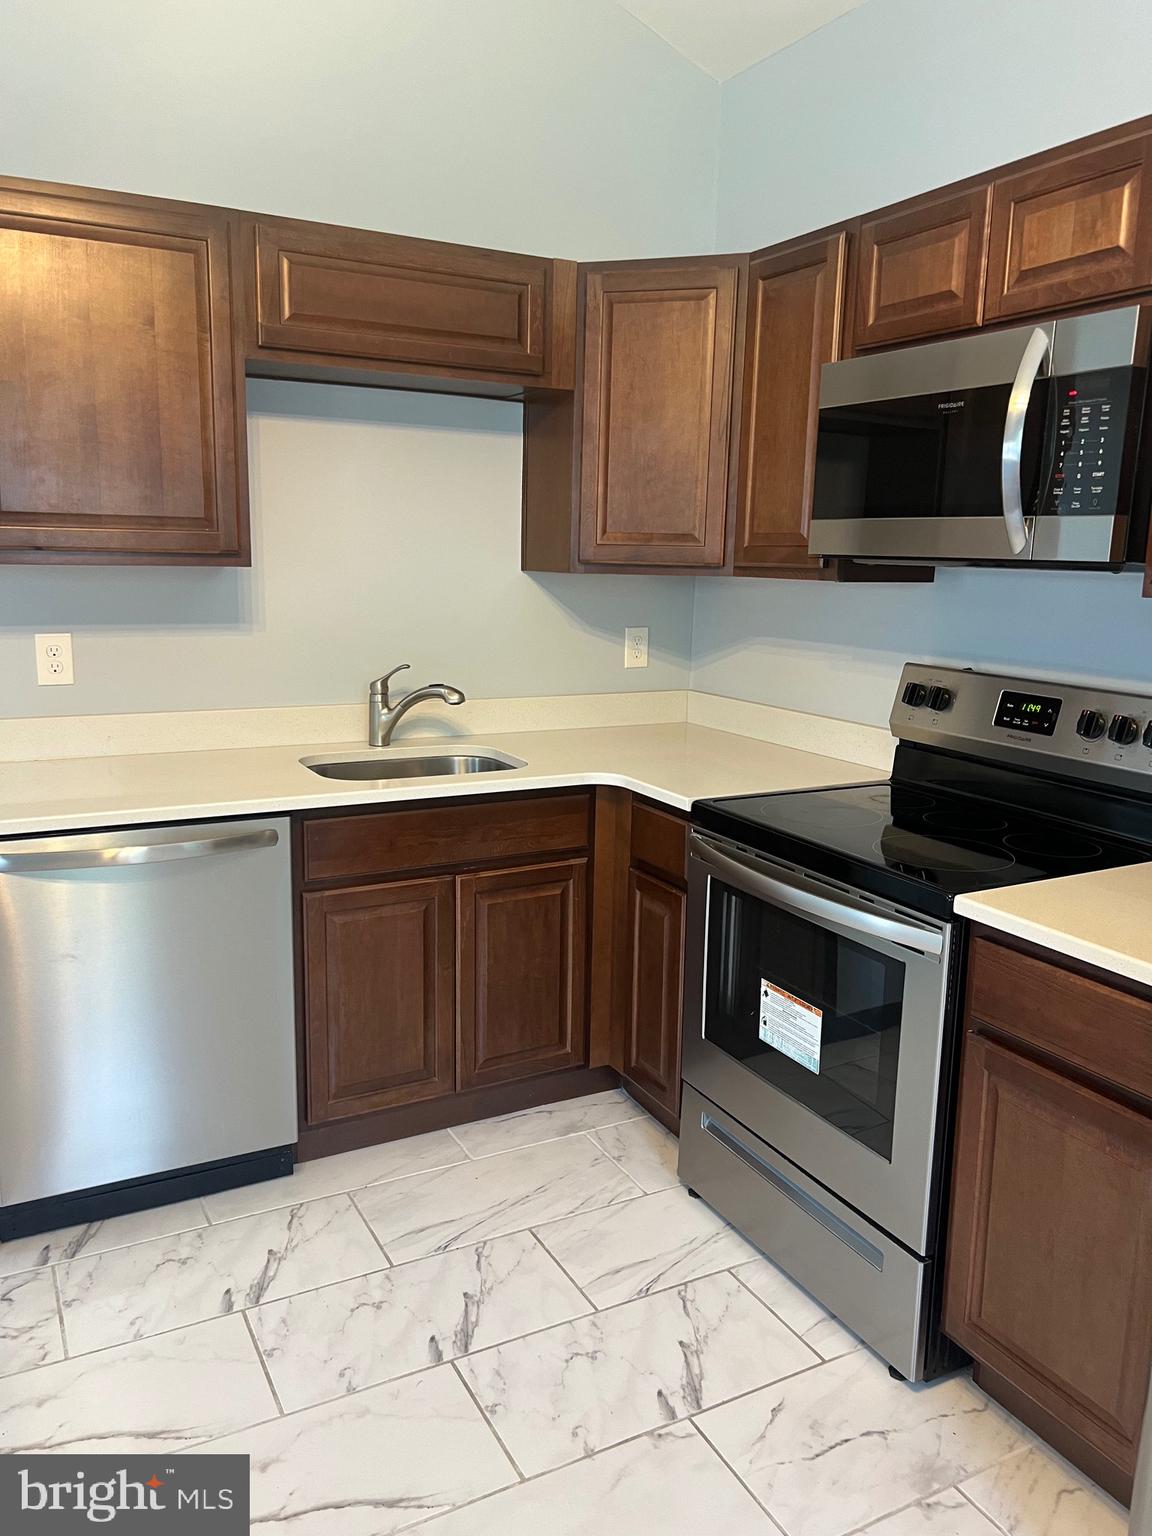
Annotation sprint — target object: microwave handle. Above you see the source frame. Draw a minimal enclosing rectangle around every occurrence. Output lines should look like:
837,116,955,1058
1001,326,1052,555
689,833,944,958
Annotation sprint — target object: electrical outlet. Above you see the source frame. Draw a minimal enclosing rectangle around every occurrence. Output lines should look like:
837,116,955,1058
624,626,649,669
35,633,74,686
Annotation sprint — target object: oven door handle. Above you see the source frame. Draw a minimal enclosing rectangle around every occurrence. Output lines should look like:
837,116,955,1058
1000,325,1051,556
689,833,944,958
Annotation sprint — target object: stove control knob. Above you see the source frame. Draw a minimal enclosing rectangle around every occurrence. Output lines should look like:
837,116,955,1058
1076,709,1107,741
925,686,953,713
1108,713,1139,746
1144,720,1152,750
902,682,928,707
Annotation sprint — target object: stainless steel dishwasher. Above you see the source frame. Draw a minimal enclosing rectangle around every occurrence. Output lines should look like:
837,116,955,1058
0,817,297,1239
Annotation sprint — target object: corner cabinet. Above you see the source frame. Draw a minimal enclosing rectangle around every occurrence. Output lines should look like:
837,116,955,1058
0,177,248,564
296,793,593,1143
733,231,847,574
944,934,1152,1504
522,257,744,573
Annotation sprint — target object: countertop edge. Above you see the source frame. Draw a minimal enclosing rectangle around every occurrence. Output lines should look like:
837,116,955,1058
955,893,1152,990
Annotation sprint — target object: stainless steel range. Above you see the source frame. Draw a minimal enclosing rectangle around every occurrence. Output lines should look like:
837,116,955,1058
679,663,1152,1381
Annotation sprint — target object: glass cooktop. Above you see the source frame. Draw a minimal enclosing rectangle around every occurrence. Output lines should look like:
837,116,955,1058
694,780,1152,918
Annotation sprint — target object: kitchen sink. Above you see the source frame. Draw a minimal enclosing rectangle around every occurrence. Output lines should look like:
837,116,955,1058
300,749,526,781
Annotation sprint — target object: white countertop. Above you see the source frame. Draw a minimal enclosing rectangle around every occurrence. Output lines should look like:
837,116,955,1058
0,721,881,840
956,861,1152,988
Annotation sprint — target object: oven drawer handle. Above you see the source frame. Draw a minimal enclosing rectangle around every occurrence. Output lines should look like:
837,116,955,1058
689,833,944,957
1000,325,1051,556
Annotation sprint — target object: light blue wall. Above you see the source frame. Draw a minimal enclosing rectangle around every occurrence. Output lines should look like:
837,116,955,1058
696,0,1152,726
0,0,714,718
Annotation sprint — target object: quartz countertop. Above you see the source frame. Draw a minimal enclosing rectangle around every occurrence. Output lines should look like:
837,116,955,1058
955,861,1152,988
0,721,880,840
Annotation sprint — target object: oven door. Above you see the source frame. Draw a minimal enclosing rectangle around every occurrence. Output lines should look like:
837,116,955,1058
682,832,953,1256
810,321,1055,563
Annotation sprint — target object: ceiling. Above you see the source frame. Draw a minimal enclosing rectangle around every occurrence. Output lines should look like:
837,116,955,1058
614,0,869,81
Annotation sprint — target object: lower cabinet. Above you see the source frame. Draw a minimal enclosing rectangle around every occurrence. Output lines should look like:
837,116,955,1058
458,859,588,1090
297,794,593,1134
944,935,1152,1501
623,868,685,1112
303,877,455,1122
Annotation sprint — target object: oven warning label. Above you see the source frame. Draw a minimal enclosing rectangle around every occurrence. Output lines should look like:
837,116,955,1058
759,980,822,1074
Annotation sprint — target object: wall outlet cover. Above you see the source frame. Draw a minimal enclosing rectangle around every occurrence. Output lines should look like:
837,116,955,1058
35,633,74,686
624,626,649,669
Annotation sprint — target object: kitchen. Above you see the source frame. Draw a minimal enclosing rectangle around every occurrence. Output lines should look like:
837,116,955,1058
1,0,1152,1532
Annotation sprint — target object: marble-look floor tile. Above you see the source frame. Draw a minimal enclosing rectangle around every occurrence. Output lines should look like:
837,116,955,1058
0,1314,276,1455
960,1444,1128,1536
862,1488,1004,1535
450,1090,641,1158
420,1422,777,1535
202,1130,466,1223
458,1269,817,1476
356,1135,640,1264
734,1255,862,1361
0,1198,208,1278
59,1194,386,1354
534,1186,757,1307
202,1364,516,1534
590,1116,680,1193
0,1269,64,1377
696,1350,1031,1536
250,1230,591,1413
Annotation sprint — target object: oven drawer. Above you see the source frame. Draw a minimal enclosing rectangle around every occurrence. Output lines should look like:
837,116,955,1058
679,1084,931,1381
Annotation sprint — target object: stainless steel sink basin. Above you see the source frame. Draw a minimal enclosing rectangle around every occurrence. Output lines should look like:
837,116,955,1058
300,749,525,781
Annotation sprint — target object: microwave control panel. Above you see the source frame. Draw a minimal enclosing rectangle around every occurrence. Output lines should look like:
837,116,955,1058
1048,370,1131,516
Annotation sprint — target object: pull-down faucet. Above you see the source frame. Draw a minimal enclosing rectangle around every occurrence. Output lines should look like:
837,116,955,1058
368,664,466,747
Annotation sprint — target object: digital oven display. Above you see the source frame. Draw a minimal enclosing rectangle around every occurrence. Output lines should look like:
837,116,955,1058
994,690,1063,736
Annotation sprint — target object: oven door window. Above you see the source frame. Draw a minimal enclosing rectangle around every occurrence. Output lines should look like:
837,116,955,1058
704,879,904,1160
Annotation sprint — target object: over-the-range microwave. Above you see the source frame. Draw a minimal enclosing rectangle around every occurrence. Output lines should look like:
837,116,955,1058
809,305,1152,567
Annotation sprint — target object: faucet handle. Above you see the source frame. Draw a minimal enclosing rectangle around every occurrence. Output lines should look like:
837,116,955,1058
369,663,410,704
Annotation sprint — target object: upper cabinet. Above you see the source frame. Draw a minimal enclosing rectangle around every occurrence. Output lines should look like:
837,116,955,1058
578,259,743,568
734,231,847,573
852,187,990,348
245,216,576,392
0,178,247,564
985,129,1152,321
522,257,744,572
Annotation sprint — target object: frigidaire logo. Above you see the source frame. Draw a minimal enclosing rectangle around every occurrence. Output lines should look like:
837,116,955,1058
936,399,966,411
1,1456,249,1531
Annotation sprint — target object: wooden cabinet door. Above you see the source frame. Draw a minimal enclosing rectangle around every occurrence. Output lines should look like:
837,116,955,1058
853,187,990,347
734,232,846,571
457,859,588,1090
944,1031,1152,1479
0,179,246,563
985,132,1152,321
578,261,741,567
252,217,550,378
303,878,455,1123
624,868,685,1115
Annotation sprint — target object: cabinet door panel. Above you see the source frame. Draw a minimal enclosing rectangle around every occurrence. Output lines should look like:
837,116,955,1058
624,868,685,1114
254,218,548,376
458,859,588,1090
578,263,739,567
0,181,245,561
986,134,1152,320
304,878,455,1122
944,1032,1152,1475
854,188,990,347
735,232,846,570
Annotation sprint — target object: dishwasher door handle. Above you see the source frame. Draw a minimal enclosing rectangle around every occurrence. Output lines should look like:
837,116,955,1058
0,827,279,872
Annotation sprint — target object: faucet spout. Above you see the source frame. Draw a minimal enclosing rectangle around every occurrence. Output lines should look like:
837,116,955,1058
368,667,467,747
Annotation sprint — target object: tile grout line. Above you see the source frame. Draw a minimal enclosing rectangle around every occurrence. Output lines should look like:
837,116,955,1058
954,1481,1015,1536
727,1266,827,1367
241,1310,286,1418
346,1189,394,1266
685,1418,790,1536
449,1359,528,1481
524,1227,600,1313
581,1129,656,1196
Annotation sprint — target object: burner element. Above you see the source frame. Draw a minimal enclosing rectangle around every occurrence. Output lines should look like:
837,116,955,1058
1004,831,1104,861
